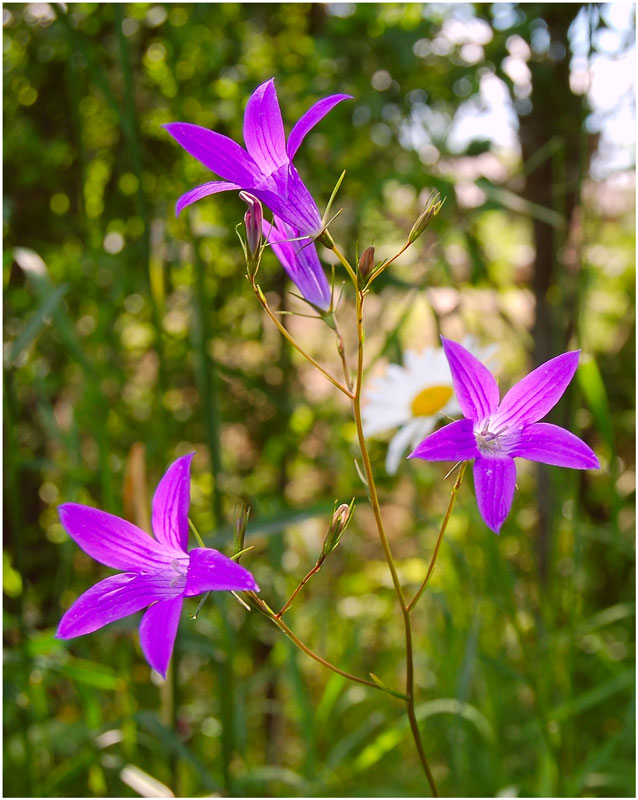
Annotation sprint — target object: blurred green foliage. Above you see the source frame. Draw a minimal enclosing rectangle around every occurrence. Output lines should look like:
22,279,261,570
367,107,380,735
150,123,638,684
3,3,634,797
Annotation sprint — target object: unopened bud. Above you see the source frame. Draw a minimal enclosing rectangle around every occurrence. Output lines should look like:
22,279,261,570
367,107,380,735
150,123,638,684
408,190,444,244
358,246,375,280
239,192,263,265
316,228,335,249
322,500,354,557
233,504,251,555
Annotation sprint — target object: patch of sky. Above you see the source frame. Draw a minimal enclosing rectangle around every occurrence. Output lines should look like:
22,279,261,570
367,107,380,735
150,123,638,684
491,3,525,31
327,3,355,19
398,1,634,175
580,3,635,177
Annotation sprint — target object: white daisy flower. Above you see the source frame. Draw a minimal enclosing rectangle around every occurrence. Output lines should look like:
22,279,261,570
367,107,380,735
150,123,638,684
362,336,497,475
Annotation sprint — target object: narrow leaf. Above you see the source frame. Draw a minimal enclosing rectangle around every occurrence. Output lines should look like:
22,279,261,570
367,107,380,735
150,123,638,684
8,284,68,366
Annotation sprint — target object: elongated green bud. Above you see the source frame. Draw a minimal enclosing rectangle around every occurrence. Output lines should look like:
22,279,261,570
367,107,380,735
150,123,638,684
408,190,444,244
239,192,263,271
322,500,355,557
316,228,335,249
358,246,375,280
233,504,251,555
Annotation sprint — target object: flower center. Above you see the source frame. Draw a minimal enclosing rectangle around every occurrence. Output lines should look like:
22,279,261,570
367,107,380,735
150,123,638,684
411,385,453,417
474,417,515,456
169,557,189,589
474,429,503,455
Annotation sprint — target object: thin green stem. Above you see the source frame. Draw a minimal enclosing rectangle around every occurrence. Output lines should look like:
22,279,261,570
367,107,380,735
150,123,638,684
331,313,354,393
276,558,324,618
329,242,358,287
251,234,439,790
366,241,411,287
330,243,438,796
188,518,206,548
407,462,468,613
250,277,354,398
246,592,403,696
352,292,408,608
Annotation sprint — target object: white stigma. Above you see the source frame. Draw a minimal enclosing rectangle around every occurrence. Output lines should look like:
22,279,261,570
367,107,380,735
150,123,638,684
474,416,515,456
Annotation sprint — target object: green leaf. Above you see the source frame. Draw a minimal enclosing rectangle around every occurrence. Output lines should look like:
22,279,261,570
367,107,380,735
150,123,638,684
350,699,493,774
3,551,22,597
52,657,122,690
135,711,222,792
550,669,633,722
7,283,68,366
239,765,308,793
577,356,614,455
43,749,96,795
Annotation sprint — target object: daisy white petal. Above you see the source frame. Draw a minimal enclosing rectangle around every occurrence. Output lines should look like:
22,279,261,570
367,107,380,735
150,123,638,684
363,337,495,473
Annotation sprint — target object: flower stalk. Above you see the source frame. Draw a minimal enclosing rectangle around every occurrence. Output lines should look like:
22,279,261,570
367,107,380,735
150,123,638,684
249,276,354,398
326,240,440,796
364,191,444,288
246,591,406,698
407,461,467,613
276,500,354,617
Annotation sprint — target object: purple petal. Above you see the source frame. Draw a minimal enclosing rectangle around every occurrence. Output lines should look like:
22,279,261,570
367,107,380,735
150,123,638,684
175,180,241,216
242,79,288,176
139,596,183,679
473,456,517,534
441,337,499,422
496,350,580,427
287,94,353,159
58,504,173,571
262,217,331,311
184,548,259,597
252,164,323,237
164,122,259,185
56,572,181,639
509,422,600,469
152,454,193,554
409,419,479,462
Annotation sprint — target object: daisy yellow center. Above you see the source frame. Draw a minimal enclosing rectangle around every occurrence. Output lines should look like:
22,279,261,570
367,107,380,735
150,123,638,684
410,385,453,417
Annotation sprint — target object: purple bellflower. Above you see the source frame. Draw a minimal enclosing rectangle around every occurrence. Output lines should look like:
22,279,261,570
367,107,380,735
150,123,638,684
409,338,600,534
262,215,332,311
56,454,259,678
164,78,351,239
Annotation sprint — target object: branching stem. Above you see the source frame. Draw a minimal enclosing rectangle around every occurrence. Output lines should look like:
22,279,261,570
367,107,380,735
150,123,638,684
329,241,439,797
332,312,354,392
249,237,445,794
407,462,467,613
275,558,324,618
367,241,411,286
246,591,405,697
250,276,354,398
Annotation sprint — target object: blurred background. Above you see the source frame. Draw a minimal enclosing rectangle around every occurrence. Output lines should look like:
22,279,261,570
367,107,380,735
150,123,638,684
3,3,635,797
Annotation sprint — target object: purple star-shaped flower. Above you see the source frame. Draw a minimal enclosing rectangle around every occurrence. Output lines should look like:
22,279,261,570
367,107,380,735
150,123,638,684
262,215,331,311
56,454,259,678
409,338,600,534
164,78,351,239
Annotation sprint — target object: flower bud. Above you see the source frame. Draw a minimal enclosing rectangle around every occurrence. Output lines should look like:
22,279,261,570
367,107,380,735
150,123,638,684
239,192,263,267
233,504,251,555
316,228,335,249
358,246,375,280
408,190,444,244
321,500,354,557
